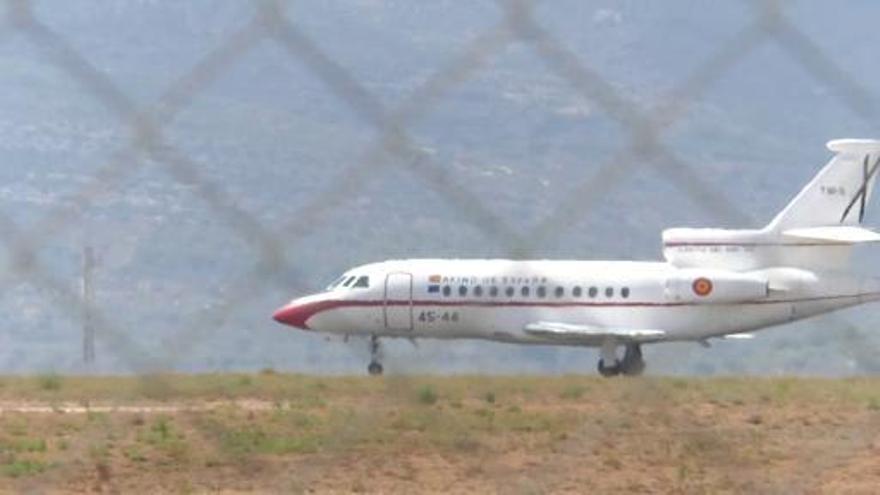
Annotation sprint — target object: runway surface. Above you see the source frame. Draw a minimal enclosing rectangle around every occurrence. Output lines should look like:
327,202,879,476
0,399,277,414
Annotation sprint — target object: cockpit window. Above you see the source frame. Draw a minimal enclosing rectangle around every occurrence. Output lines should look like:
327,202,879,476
326,273,370,291
326,276,346,290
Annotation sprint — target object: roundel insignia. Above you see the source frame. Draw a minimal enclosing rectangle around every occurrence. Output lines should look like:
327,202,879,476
692,277,713,297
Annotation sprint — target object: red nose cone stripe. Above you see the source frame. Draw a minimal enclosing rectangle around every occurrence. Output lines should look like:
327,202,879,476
273,300,347,329
273,305,308,329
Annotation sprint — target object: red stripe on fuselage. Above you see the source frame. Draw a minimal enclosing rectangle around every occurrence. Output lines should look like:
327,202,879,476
274,292,880,329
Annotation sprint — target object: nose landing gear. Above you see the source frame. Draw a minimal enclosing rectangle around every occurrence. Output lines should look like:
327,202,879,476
367,335,383,376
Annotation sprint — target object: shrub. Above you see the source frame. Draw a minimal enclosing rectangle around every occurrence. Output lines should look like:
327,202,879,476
38,373,61,392
560,385,585,400
417,385,438,405
3,459,47,478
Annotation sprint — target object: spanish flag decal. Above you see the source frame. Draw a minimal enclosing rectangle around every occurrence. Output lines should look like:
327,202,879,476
428,274,442,294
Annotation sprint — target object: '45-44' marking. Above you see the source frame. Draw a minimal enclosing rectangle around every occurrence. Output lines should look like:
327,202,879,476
417,311,460,323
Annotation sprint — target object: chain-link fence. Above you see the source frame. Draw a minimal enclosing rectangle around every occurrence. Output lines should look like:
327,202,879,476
3,0,880,491
1,0,879,379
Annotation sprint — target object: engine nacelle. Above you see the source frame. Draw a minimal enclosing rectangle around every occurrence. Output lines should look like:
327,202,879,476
662,227,854,271
665,269,769,304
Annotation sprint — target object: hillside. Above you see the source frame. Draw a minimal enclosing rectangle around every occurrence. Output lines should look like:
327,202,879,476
0,374,878,493
0,1,879,374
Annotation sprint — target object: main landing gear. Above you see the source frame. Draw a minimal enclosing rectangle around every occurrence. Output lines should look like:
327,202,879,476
367,335,383,376
597,344,646,377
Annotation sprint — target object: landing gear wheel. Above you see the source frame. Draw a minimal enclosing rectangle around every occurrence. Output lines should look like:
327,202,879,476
597,359,621,377
622,359,646,377
620,344,646,377
367,335,383,376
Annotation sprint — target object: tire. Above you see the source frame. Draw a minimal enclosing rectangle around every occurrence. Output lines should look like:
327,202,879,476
367,361,383,376
621,359,646,377
597,359,620,377
621,345,645,376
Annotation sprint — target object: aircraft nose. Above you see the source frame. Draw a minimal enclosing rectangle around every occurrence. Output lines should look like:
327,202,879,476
272,303,311,330
272,302,312,330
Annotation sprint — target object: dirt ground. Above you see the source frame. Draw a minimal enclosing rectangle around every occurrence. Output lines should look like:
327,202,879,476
0,374,878,493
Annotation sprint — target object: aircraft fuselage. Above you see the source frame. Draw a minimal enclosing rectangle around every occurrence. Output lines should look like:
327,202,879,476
274,259,880,345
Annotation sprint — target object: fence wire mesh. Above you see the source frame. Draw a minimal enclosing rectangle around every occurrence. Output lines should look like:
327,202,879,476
1,0,879,379
3,1,880,491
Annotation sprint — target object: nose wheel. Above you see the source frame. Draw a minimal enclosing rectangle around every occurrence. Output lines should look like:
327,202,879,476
368,335,383,376
368,361,383,376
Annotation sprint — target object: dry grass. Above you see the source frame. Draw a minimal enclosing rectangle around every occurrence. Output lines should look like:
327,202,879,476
0,374,878,493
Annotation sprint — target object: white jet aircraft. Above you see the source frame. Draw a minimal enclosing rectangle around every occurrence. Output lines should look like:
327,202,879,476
274,139,880,376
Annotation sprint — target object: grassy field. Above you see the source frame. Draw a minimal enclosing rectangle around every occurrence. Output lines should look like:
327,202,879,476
0,374,878,493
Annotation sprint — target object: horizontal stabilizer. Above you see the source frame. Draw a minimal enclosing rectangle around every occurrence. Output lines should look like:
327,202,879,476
524,321,666,344
783,226,880,243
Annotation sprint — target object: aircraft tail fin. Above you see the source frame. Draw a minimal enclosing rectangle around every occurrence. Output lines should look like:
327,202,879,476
767,139,880,232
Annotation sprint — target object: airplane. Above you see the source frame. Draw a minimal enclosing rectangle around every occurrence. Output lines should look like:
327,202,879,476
273,139,880,376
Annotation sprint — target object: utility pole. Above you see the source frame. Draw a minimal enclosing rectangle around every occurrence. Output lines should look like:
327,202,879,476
82,245,96,365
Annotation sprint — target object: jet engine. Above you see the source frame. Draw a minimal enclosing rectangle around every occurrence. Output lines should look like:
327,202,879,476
665,269,769,304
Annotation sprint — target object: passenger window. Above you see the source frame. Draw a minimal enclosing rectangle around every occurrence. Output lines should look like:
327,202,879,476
589,287,598,298
521,286,530,297
474,286,483,297
353,276,369,288
554,287,564,298
621,287,630,298
536,286,546,298
573,286,582,297
442,286,451,297
459,286,468,297
605,287,614,298
490,286,499,297
505,287,515,297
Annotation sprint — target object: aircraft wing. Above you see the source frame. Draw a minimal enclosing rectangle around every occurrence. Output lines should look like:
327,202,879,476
524,321,666,344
